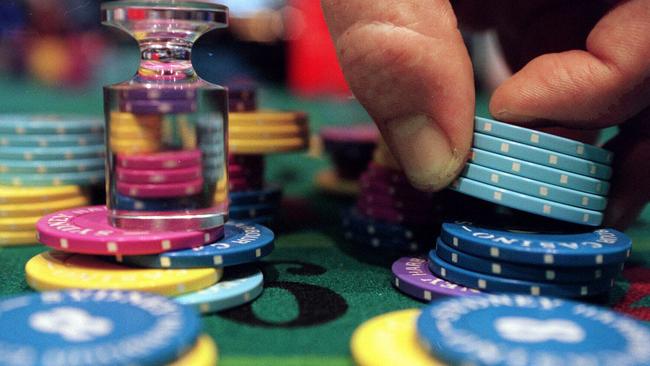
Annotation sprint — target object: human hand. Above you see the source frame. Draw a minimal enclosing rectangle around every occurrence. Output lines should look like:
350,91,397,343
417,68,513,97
321,0,650,229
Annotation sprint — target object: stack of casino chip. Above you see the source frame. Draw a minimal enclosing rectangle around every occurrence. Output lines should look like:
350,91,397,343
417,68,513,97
114,149,205,211
350,295,650,366
315,124,379,196
28,205,274,316
342,139,442,253
225,93,311,224
0,115,104,246
390,116,631,301
0,290,220,366
454,117,613,226
109,112,163,154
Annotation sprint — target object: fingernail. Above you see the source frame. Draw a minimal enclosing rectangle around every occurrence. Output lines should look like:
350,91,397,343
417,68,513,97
492,109,534,123
383,114,464,191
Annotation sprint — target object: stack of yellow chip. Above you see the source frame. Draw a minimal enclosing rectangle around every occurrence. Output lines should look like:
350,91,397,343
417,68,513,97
109,112,163,154
0,186,89,246
228,111,310,154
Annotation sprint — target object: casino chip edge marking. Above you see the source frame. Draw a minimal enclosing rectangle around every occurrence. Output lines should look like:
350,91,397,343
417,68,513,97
428,251,614,298
392,257,481,301
475,117,613,164
416,294,650,366
119,222,275,269
440,222,631,266
0,290,202,366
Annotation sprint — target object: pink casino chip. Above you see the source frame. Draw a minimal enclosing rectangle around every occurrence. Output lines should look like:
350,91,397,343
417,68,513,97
116,165,202,184
116,149,202,170
117,178,204,198
36,206,224,255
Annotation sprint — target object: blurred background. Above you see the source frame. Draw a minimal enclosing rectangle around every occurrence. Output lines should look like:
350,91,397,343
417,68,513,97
0,0,370,112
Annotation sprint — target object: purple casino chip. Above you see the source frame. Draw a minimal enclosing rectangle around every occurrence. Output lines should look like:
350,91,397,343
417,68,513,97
119,100,197,114
392,256,480,301
229,98,257,112
118,87,198,101
320,124,379,144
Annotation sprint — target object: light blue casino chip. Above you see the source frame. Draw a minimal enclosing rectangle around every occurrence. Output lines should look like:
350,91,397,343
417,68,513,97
469,148,609,195
119,222,275,269
434,240,623,284
428,252,614,298
473,133,612,180
0,170,105,187
475,117,614,164
417,295,650,366
0,115,103,135
460,163,607,211
0,158,105,174
450,176,604,226
440,222,631,267
0,134,104,148
0,145,105,161
175,266,264,314
0,290,201,366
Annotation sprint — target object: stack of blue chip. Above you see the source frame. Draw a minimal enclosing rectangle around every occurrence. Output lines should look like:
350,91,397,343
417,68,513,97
451,117,613,226
229,185,283,225
426,221,631,298
0,115,105,187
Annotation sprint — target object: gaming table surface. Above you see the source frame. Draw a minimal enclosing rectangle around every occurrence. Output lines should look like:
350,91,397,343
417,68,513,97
0,82,648,366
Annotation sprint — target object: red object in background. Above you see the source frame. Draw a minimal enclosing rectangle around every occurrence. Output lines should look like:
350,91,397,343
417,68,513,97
287,1,350,97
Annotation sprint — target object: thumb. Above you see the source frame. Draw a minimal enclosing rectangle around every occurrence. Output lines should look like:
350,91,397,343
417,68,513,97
321,0,475,191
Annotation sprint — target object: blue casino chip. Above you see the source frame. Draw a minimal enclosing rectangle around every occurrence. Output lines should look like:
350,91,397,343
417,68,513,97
428,251,614,298
341,211,432,253
473,133,612,180
229,186,283,206
475,117,614,164
0,170,105,187
343,229,425,253
0,290,201,366
469,148,610,195
441,222,631,267
460,163,608,211
114,193,200,211
417,294,650,366
0,158,105,174
176,265,264,314
120,222,274,268
229,203,278,220
0,115,104,135
237,215,275,225
450,177,604,226
434,240,623,284
0,145,104,161
0,134,104,148
342,208,435,240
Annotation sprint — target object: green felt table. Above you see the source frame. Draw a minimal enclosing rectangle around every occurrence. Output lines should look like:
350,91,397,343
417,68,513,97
0,79,649,366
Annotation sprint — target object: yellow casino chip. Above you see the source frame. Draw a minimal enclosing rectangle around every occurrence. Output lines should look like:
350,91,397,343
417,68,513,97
229,126,308,140
351,309,444,366
0,196,88,218
0,231,38,246
0,185,84,204
0,216,41,231
229,137,309,154
229,111,307,127
169,335,219,366
25,251,222,296
110,112,161,127
110,139,162,154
